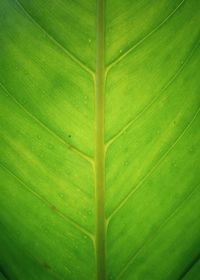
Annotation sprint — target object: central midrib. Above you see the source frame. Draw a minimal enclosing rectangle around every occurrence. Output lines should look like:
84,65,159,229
95,0,106,280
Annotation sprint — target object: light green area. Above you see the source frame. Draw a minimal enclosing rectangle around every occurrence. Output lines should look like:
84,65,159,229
0,0,200,280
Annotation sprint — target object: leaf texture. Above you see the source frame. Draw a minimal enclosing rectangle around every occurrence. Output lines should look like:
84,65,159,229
0,0,200,279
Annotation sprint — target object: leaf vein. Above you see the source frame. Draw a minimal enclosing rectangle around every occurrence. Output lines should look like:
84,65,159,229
0,82,94,165
116,183,200,279
0,163,94,241
106,0,185,71
105,37,200,151
179,253,200,279
15,0,95,78
107,105,200,222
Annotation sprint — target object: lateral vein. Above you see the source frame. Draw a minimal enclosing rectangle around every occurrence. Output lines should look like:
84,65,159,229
15,0,95,78
0,163,94,241
106,0,185,72
105,37,200,152
0,82,94,165
116,183,200,279
107,105,200,222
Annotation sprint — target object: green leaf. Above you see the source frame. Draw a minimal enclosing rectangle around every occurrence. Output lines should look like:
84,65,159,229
0,0,200,279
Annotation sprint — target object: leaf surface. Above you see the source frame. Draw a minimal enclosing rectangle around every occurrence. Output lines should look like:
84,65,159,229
0,0,200,279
